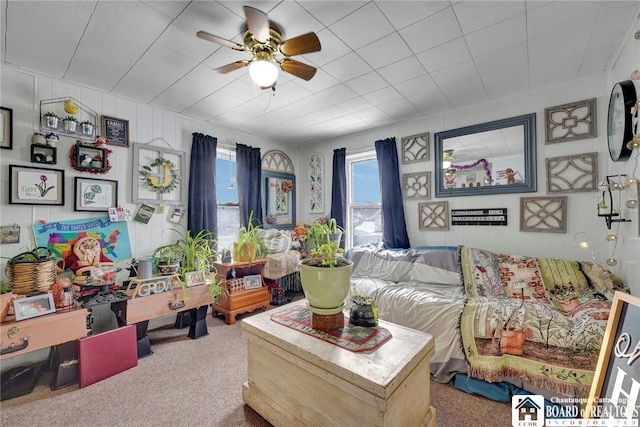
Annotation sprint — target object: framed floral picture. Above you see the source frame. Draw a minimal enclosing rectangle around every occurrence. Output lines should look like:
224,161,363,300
74,177,118,212
9,165,65,206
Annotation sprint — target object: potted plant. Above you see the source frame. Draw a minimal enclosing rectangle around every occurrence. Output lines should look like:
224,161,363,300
63,115,78,132
305,217,343,252
80,120,94,136
43,112,59,129
152,243,182,275
234,211,267,264
299,235,353,316
349,286,378,327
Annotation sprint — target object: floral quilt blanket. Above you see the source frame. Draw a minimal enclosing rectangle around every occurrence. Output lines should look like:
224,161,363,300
459,246,627,398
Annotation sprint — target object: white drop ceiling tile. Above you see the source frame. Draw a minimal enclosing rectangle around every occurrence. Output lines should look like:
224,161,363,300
110,75,165,104
344,72,388,96
125,44,199,88
474,43,529,99
340,96,375,114
267,1,324,41
352,106,393,124
304,29,352,67
394,74,438,98
315,84,359,105
362,86,404,106
440,77,488,110
298,1,367,27
142,1,189,19
452,1,524,34
294,96,333,114
156,20,216,62
377,1,450,30
209,78,258,104
358,33,413,70
267,81,313,105
329,2,396,50
465,15,526,58
527,1,600,39
416,37,471,73
93,1,172,40
298,69,341,93
175,1,245,40
528,32,588,89
378,56,428,85
150,86,202,113
323,52,373,82
378,98,419,121
406,89,451,114
399,7,461,54
203,46,252,70
430,59,482,90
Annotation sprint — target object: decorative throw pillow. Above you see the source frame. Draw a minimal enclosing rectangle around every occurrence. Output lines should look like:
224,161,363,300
538,258,590,310
579,262,628,300
495,254,548,302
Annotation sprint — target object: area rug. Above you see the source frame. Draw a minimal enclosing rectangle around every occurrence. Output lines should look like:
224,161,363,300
270,305,392,352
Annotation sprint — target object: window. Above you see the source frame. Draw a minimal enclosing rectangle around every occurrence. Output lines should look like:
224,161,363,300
217,148,239,251
346,151,382,248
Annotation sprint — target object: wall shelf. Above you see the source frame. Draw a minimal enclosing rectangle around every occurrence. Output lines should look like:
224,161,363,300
40,97,97,140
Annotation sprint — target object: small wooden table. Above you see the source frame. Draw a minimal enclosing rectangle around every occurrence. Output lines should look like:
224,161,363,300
212,260,270,325
241,301,437,426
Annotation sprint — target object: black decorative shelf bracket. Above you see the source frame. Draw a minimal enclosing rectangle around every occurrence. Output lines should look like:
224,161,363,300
598,175,632,229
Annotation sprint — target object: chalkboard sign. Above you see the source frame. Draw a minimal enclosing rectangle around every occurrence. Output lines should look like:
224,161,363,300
585,291,640,421
101,115,129,147
451,208,508,226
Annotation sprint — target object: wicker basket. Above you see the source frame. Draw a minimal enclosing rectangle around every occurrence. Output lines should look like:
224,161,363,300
226,278,245,294
6,248,58,295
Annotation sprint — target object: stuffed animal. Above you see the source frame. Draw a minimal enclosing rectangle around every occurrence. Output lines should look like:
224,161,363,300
79,153,93,167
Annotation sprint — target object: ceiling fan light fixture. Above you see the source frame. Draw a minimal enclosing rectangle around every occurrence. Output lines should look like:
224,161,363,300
249,60,278,87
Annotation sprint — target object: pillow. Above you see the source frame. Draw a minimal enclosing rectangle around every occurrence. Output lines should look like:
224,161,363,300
467,248,504,298
495,254,548,302
538,257,590,309
579,262,628,300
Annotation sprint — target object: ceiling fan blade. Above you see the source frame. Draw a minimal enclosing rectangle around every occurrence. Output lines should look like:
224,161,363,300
280,32,321,57
244,6,270,43
215,60,250,74
280,58,317,81
196,31,245,51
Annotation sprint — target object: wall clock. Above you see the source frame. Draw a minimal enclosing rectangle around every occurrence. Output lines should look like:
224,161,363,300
607,80,637,162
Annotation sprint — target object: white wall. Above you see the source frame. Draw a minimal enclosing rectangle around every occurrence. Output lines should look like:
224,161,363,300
298,41,640,295
0,65,290,278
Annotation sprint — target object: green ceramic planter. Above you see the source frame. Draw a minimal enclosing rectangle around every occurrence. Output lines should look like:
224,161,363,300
299,258,353,315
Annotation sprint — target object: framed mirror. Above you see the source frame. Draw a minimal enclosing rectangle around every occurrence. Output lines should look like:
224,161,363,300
263,171,296,229
434,113,537,197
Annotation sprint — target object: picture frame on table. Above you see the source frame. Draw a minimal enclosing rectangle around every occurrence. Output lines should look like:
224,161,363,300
185,271,207,287
74,177,118,212
244,274,262,290
9,165,65,206
0,106,13,149
14,293,56,321
101,115,130,147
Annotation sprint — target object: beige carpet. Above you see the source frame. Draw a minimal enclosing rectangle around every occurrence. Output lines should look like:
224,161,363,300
0,309,511,427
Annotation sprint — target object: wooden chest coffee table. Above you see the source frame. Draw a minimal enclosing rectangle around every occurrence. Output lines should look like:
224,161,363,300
241,301,436,426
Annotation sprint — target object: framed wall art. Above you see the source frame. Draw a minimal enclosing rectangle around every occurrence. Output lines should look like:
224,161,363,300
545,98,597,144
402,172,431,199
185,271,207,287
101,115,130,147
401,132,430,164
264,172,295,229
9,165,65,206
418,201,449,230
546,152,598,193
519,196,567,233
74,177,118,212
0,106,13,149
133,142,186,206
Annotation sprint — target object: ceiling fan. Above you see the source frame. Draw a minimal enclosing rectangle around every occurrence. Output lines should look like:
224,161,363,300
196,6,321,88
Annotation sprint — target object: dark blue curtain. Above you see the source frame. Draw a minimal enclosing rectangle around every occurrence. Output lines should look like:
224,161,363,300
375,137,410,249
188,133,217,239
236,143,262,227
330,148,347,235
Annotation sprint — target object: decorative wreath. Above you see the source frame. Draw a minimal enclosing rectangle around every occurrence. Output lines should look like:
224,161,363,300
69,143,112,174
140,157,180,194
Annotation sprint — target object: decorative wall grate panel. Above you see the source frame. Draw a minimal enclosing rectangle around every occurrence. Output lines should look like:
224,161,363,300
402,172,431,199
262,150,294,174
401,133,430,163
418,201,449,230
520,196,567,233
308,153,324,213
545,98,597,144
546,152,598,193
